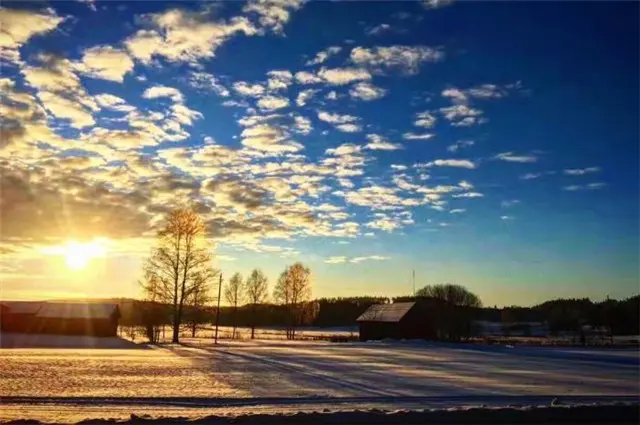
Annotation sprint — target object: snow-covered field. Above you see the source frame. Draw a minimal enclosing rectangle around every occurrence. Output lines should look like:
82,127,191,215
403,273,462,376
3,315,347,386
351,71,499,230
1,338,638,423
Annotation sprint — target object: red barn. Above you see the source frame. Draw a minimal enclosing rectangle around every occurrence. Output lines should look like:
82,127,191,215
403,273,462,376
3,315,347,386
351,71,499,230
0,302,120,337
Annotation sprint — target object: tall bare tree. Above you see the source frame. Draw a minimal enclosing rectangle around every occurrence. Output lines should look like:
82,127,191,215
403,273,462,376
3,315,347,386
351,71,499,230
245,269,268,339
274,262,312,340
141,209,217,343
274,269,293,339
224,272,245,339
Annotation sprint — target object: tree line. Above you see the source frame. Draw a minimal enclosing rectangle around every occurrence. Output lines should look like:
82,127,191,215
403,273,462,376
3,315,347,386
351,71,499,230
133,208,639,343
138,209,314,343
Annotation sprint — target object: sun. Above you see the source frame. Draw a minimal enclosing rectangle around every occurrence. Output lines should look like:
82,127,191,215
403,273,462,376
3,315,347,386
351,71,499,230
62,240,107,271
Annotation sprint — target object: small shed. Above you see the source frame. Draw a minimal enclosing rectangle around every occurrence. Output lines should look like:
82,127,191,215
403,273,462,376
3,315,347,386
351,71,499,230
356,302,439,341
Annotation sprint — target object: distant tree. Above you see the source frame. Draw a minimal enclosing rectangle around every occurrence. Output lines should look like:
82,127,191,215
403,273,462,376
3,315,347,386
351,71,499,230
416,283,482,308
224,272,245,339
274,270,293,338
245,269,268,339
186,283,213,338
140,209,218,343
274,263,312,340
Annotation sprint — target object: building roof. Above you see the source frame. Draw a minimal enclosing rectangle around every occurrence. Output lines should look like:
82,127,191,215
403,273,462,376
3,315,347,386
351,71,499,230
35,303,119,319
1,301,43,314
356,302,415,323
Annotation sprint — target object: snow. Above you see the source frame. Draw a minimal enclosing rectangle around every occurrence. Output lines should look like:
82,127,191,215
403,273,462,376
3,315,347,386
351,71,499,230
0,332,139,349
1,338,638,422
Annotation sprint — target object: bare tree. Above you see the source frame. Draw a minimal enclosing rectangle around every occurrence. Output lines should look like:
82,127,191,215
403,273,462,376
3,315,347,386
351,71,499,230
274,269,293,339
224,272,245,339
274,263,312,340
141,209,217,343
245,269,268,339
416,283,482,308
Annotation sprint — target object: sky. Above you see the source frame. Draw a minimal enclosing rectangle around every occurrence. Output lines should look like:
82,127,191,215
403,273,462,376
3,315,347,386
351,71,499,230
1,0,638,307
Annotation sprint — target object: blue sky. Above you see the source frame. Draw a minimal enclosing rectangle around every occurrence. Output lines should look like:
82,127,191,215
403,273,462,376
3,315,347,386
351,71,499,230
1,0,638,306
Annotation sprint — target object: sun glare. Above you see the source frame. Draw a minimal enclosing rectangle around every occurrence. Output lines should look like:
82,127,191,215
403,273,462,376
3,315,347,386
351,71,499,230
64,240,107,270
41,239,109,271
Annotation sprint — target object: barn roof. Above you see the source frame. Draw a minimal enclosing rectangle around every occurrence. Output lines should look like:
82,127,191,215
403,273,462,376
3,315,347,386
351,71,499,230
356,302,415,323
36,303,119,319
1,301,43,314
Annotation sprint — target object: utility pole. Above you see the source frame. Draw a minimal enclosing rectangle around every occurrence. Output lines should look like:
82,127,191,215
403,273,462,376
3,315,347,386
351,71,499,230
214,273,222,345
412,269,416,297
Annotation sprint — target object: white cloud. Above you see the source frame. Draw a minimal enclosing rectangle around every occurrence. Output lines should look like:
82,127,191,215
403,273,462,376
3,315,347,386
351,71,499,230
267,69,293,91
426,159,476,169
171,103,203,126
257,95,290,111
449,209,465,214
36,91,96,128
350,255,390,263
94,93,126,108
563,182,606,191
500,215,514,221
467,83,508,99
296,88,318,106
241,123,302,153
293,115,312,135
0,7,65,63
365,134,402,151
142,85,184,103
587,182,606,189
338,178,355,188
242,0,304,34
233,81,266,97
325,255,390,264
21,57,98,128
324,256,347,264
325,91,338,100
294,71,323,84
326,143,361,156
414,111,437,128
305,46,341,66
391,164,407,171
366,23,392,36
501,200,520,208
447,140,474,152
317,111,358,124
403,132,435,141
564,167,600,175
423,0,454,9
458,180,473,190
349,82,387,101
317,67,372,85
494,152,538,163
453,192,483,198
77,46,134,82
520,171,555,180
350,45,444,75
439,104,484,126
189,72,230,97
335,123,362,133
443,83,518,104
442,88,468,104
125,8,258,64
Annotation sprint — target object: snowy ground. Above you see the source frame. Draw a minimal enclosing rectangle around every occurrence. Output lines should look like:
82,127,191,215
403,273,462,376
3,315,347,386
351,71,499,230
1,338,638,422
